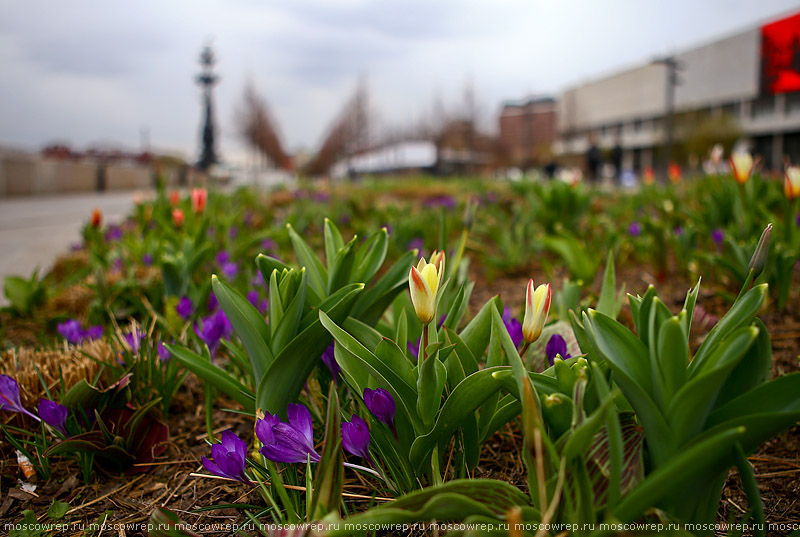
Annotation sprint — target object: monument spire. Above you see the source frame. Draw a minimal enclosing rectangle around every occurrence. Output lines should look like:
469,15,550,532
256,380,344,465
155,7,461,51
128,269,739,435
196,44,219,171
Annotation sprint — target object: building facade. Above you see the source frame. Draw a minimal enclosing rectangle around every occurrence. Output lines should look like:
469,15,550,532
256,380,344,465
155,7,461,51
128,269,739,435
554,10,800,174
498,97,557,169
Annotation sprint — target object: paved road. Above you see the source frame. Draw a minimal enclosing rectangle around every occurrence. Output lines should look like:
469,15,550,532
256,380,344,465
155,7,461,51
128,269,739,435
0,191,136,304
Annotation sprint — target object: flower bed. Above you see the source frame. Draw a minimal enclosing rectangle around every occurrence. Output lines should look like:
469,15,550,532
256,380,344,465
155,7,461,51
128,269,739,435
1,165,799,536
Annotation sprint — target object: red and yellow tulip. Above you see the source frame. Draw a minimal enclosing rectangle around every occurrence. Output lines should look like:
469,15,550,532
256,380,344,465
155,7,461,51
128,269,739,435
409,251,445,324
785,165,800,200
730,151,754,184
191,188,208,213
172,208,185,227
522,280,550,343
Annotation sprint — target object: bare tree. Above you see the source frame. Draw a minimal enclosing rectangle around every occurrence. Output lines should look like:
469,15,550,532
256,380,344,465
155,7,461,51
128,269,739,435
236,81,290,173
305,78,371,176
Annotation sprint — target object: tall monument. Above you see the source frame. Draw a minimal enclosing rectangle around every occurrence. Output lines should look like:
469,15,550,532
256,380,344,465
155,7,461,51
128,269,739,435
196,44,219,171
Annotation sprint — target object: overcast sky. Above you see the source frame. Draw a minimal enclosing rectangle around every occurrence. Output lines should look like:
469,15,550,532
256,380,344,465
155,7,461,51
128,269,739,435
1,0,799,163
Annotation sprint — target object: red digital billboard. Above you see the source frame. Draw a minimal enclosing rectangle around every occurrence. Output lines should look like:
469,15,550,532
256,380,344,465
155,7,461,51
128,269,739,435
761,12,800,94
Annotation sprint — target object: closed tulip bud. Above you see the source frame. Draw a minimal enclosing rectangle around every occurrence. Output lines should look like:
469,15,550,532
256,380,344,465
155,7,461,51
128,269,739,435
172,208,185,227
169,190,180,206
409,251,445,324
730,151,754,184
747,223,772,278
541,393,573,438
90,209,102,229
522,280,551,343
785,166,800,200
191,188,208,213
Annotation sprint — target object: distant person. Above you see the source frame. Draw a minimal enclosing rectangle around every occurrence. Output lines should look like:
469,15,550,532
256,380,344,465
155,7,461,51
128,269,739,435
611,143,623,184
586,141,601,183
544,160,558,179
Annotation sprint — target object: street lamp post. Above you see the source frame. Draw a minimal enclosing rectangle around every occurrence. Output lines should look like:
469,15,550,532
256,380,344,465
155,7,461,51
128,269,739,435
653,56,681,181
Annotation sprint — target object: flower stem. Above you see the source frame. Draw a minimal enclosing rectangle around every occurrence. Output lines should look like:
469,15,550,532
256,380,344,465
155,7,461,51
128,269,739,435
422,322,429,362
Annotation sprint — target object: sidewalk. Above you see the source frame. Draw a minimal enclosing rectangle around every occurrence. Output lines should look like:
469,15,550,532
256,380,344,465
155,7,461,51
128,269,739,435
0,191,136,305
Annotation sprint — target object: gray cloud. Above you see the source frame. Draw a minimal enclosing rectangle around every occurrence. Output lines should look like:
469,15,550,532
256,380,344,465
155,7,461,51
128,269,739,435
1,0,799,159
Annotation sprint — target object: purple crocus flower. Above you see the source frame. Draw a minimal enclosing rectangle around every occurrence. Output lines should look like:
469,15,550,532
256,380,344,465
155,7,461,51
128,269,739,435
38,399,68,435
796,213,800,227
124,326,142,355
221,262,238,281
712,228,725,247
229,226,239,239
57,320,101,345
251,271,265,287
545,334,572,367
342,414,372,464
57,319,85,345
407,237,425,253
424,195,456,209
105,225,123,242
0,375,40,421
246,290,268,315
142,253,154,266
502,307,524,349
176,296,194,320
215,250,231,266
261,238,277,251
201,430,253,485
84,325,103,341
195,310,232,359
628,222,642,237
408,339,420,360
256,405,321,464
364,388,395,428
207,292,219,312
243,211,255,227
673,226,684,236
157,341,171,362
321,342,341,383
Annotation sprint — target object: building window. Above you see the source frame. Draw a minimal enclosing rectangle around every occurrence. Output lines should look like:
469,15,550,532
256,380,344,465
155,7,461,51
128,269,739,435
786,92,800,115
751,96,775,119
633,119,643,132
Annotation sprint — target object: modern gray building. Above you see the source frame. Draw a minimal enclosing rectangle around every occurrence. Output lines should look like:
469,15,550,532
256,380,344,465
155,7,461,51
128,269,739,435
554,10,800,174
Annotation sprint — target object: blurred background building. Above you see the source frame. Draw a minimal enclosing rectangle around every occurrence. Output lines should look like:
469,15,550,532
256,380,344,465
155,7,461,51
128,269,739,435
548,11,800,175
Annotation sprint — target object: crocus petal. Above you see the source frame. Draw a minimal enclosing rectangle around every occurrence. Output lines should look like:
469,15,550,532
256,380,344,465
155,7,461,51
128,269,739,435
0,375,40,421
287,404,314,446
220,430,247,463
545,334,571,367
38,399,68,435
342,415,371,460
364,388,395,426
202,456,225,477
